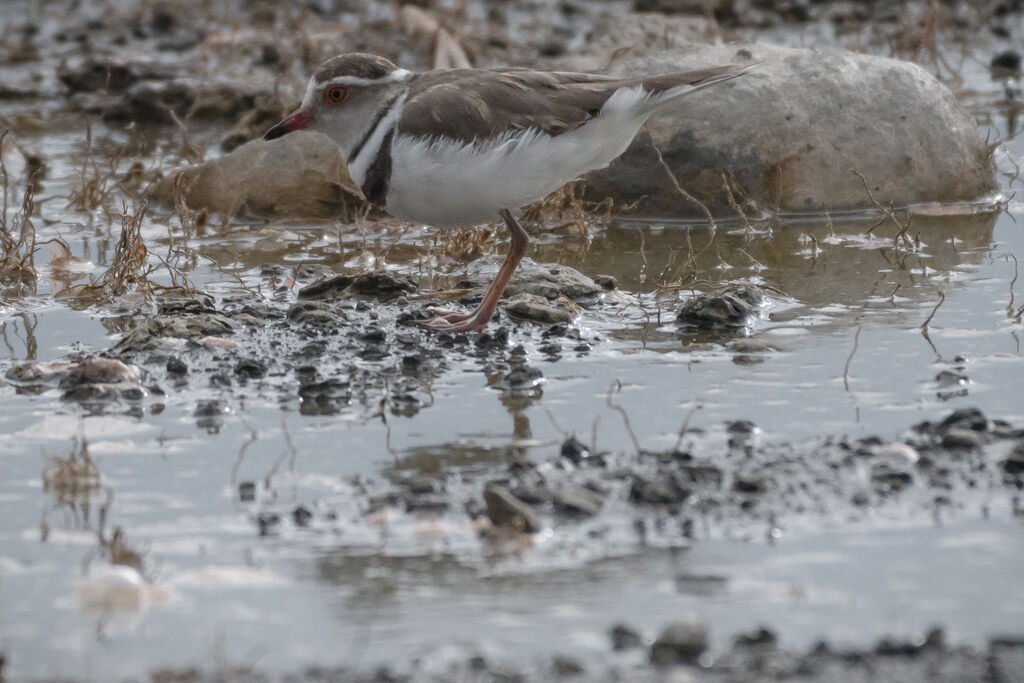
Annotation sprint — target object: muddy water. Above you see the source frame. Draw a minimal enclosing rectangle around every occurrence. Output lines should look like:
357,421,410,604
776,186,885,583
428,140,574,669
3,25,1024,683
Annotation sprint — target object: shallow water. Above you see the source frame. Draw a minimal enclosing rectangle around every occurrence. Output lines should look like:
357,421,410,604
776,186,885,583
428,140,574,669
3,8,1024,681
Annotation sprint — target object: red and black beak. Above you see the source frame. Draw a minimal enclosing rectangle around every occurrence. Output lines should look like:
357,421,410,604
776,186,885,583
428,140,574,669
264,110,313,140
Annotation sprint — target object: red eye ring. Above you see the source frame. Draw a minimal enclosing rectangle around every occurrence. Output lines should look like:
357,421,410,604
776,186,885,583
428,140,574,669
324,85,350,106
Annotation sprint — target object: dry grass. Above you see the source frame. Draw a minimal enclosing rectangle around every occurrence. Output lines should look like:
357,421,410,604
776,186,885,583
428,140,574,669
520,181,613,238
0,131,40,290
65,121,121,216
59,200,197,307
42,434,101,502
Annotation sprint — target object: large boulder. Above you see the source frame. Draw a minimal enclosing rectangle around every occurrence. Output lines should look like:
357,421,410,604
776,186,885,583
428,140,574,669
575,42,995,216
150,131,363,220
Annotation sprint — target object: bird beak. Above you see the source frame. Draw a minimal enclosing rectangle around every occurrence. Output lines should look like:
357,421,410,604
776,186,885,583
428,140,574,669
264,110,313,140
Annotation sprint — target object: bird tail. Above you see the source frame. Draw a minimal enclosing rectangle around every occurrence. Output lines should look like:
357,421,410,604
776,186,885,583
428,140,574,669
639,61,760,115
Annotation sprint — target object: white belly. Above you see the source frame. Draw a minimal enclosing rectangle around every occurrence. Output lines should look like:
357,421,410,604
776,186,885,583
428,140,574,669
386,105,647,227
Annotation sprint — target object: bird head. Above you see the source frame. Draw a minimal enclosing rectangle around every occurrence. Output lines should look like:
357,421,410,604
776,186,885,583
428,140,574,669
264,53,411,162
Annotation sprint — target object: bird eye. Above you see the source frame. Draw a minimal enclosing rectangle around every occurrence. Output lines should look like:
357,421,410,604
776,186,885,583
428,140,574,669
324,85,350,106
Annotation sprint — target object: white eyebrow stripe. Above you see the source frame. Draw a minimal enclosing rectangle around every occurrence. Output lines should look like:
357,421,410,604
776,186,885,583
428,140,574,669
320,69,412,88
300,76,317,109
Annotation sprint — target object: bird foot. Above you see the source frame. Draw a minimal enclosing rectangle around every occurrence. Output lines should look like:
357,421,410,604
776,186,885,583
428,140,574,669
420,306,472,324
416,315,488,334
415,306,490,333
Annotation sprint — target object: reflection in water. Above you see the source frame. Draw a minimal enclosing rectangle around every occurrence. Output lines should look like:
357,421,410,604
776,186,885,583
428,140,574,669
0,312,38,360
164,203,999,338
391,442,515,475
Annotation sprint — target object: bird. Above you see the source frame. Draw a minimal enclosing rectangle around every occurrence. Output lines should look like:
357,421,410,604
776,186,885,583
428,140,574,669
265,53,754,333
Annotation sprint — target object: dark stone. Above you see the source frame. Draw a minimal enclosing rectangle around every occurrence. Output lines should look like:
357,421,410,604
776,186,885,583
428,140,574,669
593,274,617,290
234,358,266,379
166,357,188,375
938,407,990,433
871,465,913,494
475,327,509,348
293,505,313,527
560,436,590,465
727,419,757,435
992,50,1022,72
734,627,778,648
650,621,708,665
158,297,217,316
610,623,643,651
151,6,176,33
359,326,386,344
349,271,417,297
629,474,690,506
732,473,766,494
550,655,584,676
941,428,984,451
58,58,136,93
676,285,767,328
297,274,356,300
1003,441,1024,474
238,481,257,502
257,512,280,536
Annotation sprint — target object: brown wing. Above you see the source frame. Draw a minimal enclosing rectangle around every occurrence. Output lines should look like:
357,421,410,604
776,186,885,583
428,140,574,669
397,66,747,144
397,69,628,144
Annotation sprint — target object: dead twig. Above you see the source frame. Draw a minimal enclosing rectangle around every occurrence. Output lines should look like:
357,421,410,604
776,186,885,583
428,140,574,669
850,169,914,249
606,380,641,454
843,325,861,393
671,403,703,453
653,143,715,229
920,291,946,330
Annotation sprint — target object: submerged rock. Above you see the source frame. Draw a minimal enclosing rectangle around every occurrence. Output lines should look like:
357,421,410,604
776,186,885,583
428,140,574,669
570,41,994,216
150,131,363,220
114,311,236,353
676,284,767,328
298,271,417,301
505,292,576,324
504,261,604,302
6,356,146,403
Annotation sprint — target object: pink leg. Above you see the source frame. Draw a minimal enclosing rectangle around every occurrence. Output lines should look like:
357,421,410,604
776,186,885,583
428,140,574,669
418,209,529,333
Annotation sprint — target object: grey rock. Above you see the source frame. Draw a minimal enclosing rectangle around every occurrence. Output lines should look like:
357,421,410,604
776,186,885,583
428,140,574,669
114,313,236,353
1003,441,1024,475
567,41,994,216
650,620,708,665
505,293,575,325
677,285,767,327
484,483,539,532
462,259,601,302
611,623,644,651
151,131,363,220
938,407,991,433
870,464,913,494
551,483,605,516
630,473,690,506
550,655,585,676
298,272,417,301
941,428,984,451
